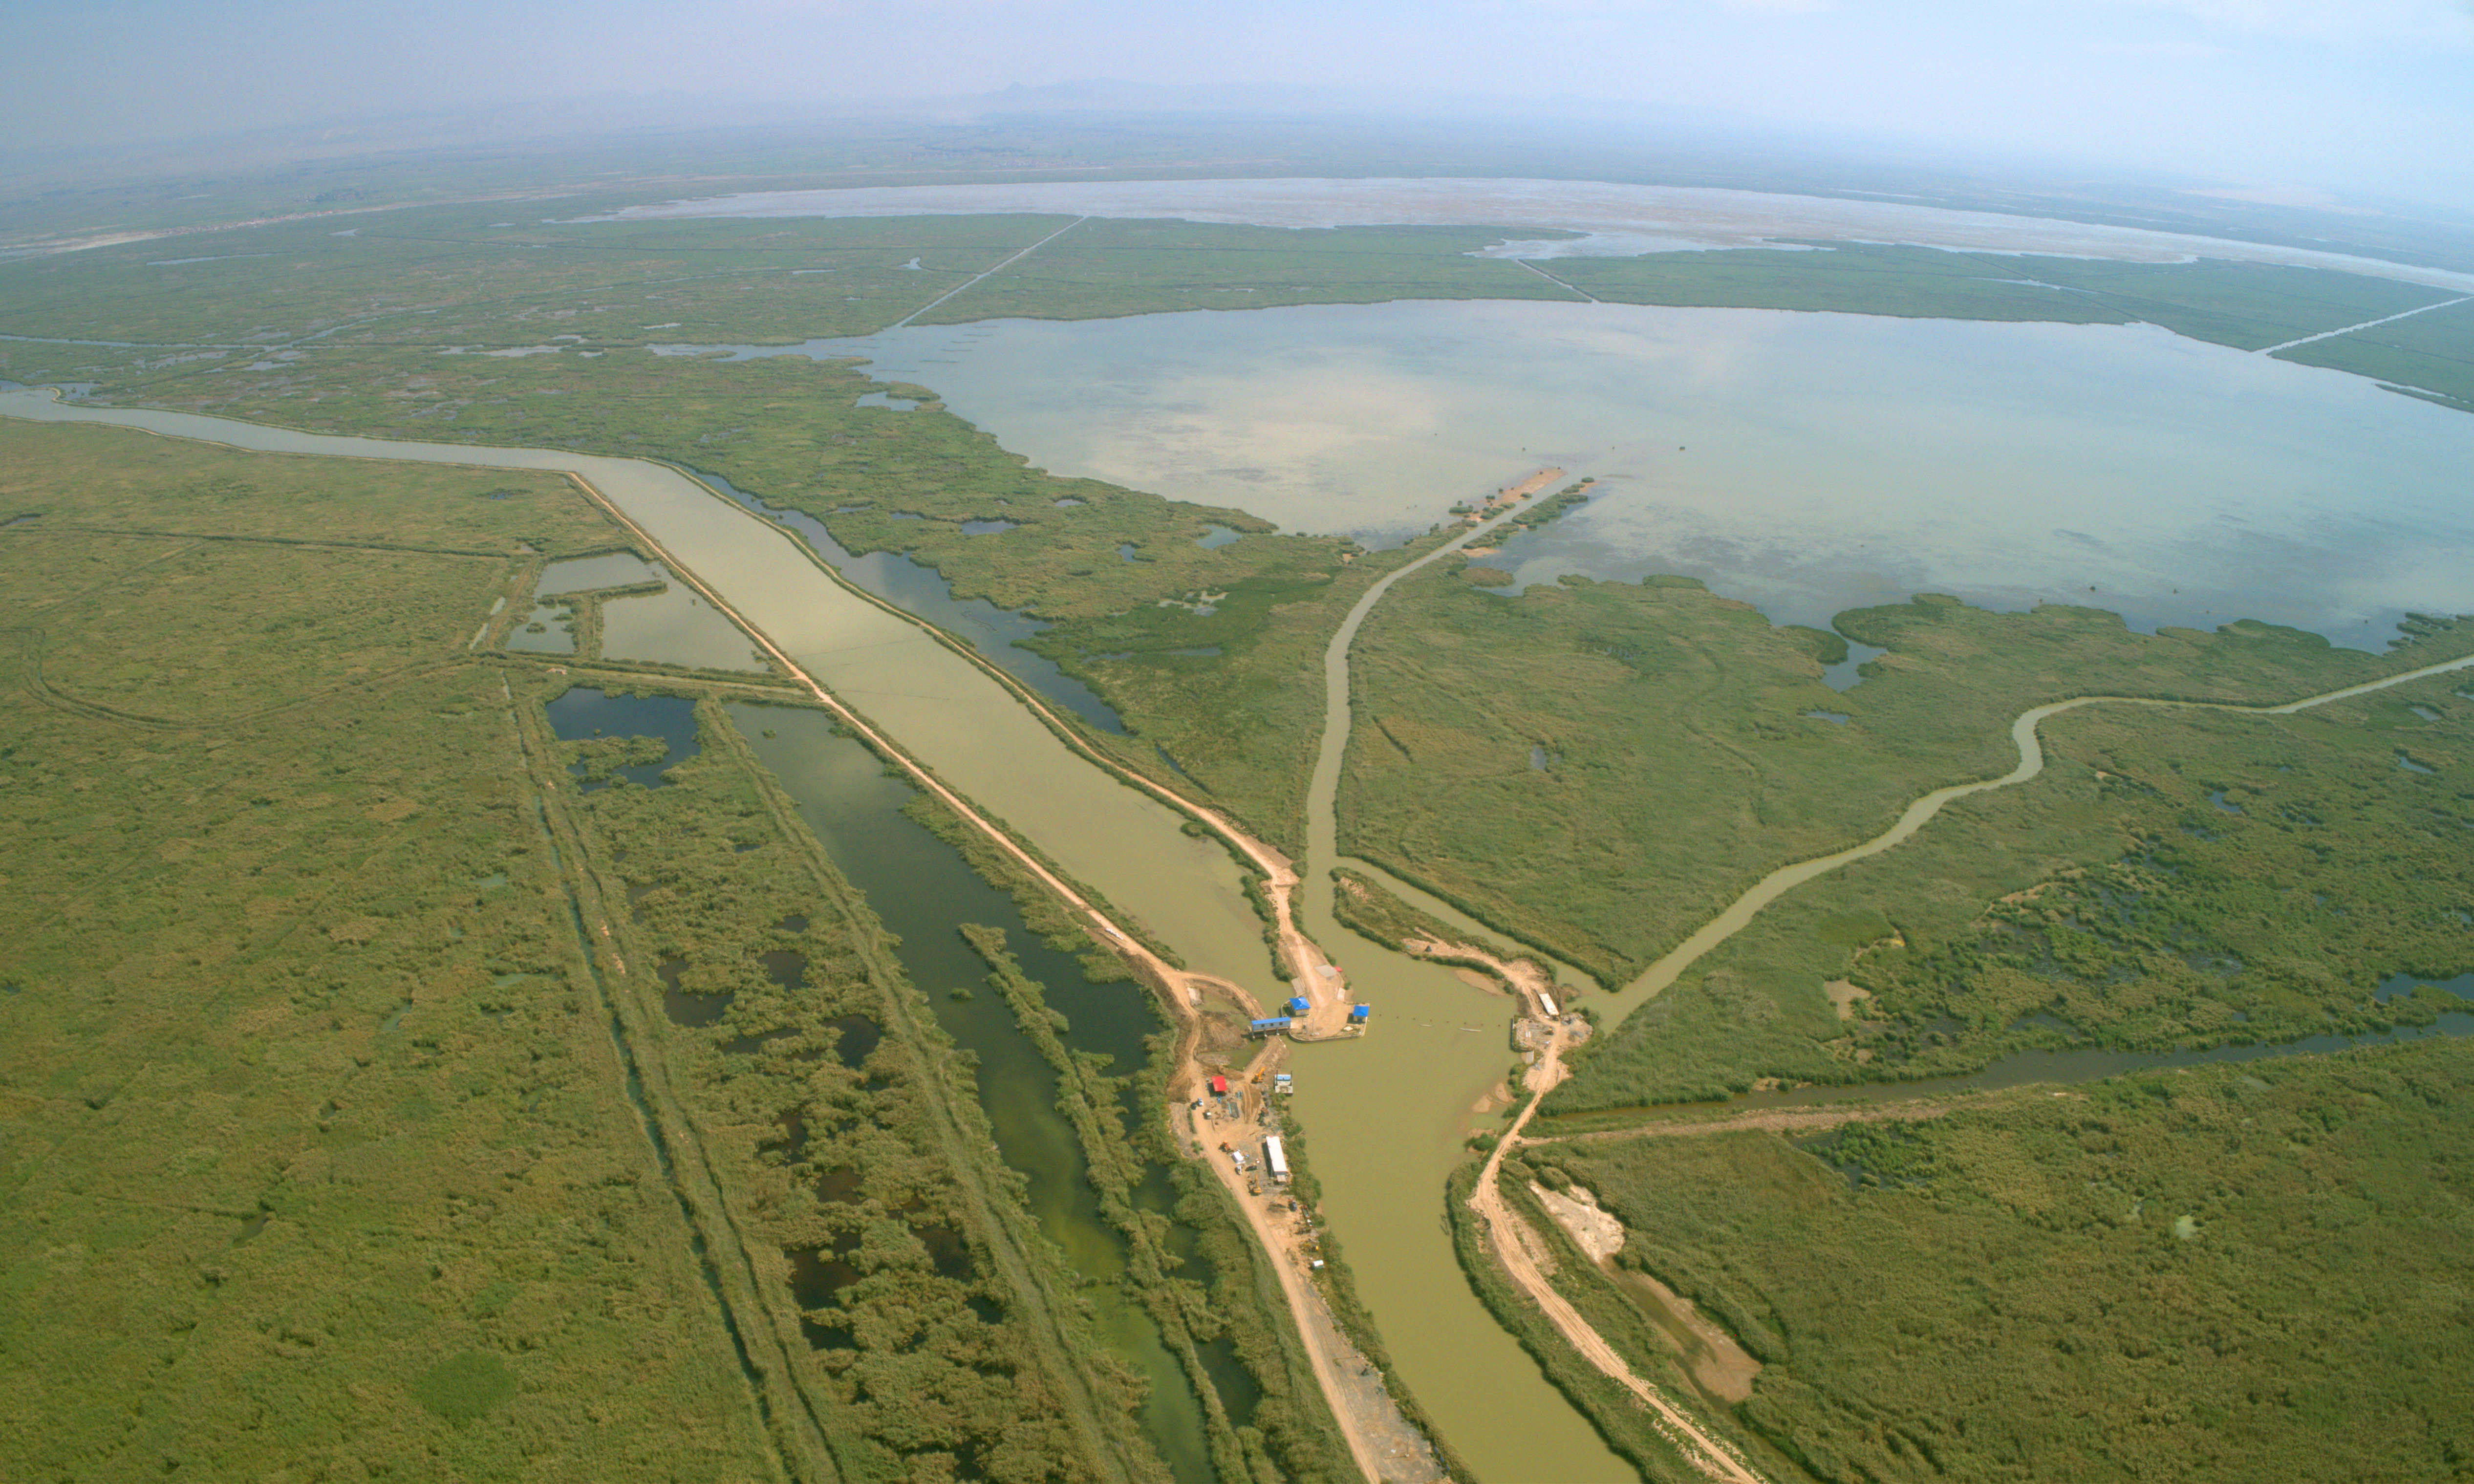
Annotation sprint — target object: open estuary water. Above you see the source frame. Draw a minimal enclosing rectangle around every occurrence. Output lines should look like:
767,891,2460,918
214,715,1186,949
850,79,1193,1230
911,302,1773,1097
731,299,2474,645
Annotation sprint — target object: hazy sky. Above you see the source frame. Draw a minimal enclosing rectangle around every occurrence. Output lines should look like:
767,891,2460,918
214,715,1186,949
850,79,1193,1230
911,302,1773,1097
9,0,2473,207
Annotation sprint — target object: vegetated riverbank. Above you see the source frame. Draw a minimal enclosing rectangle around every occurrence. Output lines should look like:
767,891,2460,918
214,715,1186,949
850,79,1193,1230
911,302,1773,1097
19,200,2474,853
964,925,1332,1484
755,694,1467,1484
21,202,2474,1480
0,386,1480,1481
32,204,2458,387
1519,1034,2474,1483
1281,476,1654,1484
1412,575,2474,1480
0,412,1299,1482
22,335,1373,856
1443,1161,1775,1484
0,425,786,1478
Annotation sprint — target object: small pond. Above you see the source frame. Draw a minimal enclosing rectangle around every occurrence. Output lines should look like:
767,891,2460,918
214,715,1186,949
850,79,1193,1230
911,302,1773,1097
544,688,700,790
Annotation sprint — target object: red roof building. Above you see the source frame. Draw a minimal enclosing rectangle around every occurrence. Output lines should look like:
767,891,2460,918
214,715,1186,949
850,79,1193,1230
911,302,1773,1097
1209,1075,1228,1096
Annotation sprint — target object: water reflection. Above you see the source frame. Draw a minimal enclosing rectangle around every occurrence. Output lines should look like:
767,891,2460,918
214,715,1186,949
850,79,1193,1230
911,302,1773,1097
728,703,1212,1482
543,689,699,789
716,301,2474,646
599,578,770,672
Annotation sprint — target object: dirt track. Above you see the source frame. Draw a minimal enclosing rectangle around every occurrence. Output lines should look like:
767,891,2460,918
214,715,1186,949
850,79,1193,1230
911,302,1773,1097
1398,932,1559,1015
1469,1032,1770,1484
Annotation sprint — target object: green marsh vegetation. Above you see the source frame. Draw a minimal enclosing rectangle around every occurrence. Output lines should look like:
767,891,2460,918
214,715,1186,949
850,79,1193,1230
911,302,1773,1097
44,328,1387,850
961,927,1360,1484
1544,650,2474,1112
0,418,1243,1481
730,699,1370,1481
901,217,1575,323
10,179,2474,1483
8,206,2473,871
1441,1161,1762,1484
0,209,1090,364
0,427,782,1478
545,690,1206,1483
902,787,1445,1482
1340,561,2474,989
1522,1038,2474,1483
896,781,1380,1483
1331,865,1525,965
2273,295,2474,410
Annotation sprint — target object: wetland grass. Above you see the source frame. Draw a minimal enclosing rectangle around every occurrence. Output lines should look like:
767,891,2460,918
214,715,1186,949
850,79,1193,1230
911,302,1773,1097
13,191,2474,1484
1548,663,2474,1111
1342,565,2474,991
1518,1038,2474,1483
0,428,774,1478
0,420,1219,1482
1553,242,2461,353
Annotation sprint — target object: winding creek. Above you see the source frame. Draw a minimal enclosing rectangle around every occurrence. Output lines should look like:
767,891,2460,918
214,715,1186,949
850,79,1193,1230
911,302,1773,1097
15,383,2470,1483
1601,661,2474,1022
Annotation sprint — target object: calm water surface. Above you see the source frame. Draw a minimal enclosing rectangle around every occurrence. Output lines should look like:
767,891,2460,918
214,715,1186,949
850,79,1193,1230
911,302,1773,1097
685,466,1126,732
780,300,2474,643
598,576,770,672
731,704,1214,1484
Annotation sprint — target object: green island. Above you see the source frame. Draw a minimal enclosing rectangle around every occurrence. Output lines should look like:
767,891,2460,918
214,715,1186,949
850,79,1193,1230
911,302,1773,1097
6,137,2474,1484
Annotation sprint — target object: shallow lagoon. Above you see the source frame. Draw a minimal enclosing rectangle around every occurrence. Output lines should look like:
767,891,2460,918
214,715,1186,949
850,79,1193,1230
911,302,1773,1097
792,299,2474,643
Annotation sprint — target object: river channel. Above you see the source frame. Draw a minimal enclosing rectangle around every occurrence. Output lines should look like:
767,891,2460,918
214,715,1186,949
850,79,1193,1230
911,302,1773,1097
0,389,1627,1481
1600,664,2474,1025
